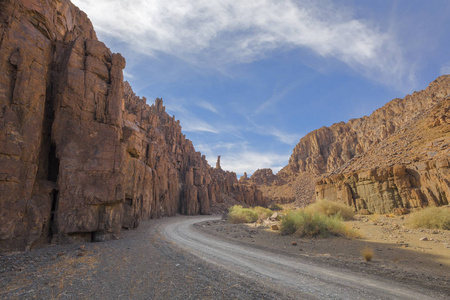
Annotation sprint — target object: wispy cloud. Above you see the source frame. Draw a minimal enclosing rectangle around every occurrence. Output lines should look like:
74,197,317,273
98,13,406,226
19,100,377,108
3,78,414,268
165,100,219,133
72,0,407,87
123,70,135,79
441,63,450,75
196,100,219,114
240,113,301,145
255,80,302,115
266,128,300,145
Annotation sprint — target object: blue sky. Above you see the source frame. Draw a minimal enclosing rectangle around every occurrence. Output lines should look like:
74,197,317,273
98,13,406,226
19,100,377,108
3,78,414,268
72,0,450,176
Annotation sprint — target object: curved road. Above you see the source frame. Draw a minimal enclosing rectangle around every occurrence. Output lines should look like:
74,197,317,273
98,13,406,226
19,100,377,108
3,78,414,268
162,216,443,300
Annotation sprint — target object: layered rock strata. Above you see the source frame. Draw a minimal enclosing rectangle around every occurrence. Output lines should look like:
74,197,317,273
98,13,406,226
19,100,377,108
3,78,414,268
252,76,450,212
0,0,263,252
316,95,450,213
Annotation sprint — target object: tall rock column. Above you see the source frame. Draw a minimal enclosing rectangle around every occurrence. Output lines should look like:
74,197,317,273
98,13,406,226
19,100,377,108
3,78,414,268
51,37,127,243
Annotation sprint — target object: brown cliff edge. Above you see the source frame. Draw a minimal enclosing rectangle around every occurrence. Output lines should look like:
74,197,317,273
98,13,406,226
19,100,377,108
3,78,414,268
249,76,450,213
0,0,263,252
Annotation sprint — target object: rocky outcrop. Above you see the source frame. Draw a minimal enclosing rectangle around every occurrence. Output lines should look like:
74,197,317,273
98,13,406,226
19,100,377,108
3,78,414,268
281,76,450,177
316,95,450,213
0,0,264,252
316,161,449,214
253,76,450,211
249,169,277,185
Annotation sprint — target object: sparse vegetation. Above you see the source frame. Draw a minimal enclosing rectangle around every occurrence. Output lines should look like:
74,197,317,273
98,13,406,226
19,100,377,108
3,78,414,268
369,214,381,223
269,203,283,211
407,207,450,230
306,199,355,220
253,206,274,220
227,205,273,224
361,247,374,261
280,210,358,238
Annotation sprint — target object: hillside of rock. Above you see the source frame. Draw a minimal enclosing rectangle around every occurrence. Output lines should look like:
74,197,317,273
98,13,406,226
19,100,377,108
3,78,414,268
250,76,450,211
316,94,449,213
0,0,263,252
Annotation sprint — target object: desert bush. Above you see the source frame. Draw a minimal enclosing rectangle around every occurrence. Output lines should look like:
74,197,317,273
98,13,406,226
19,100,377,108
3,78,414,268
407,207,450,230
307,199,355,220
228,205,258,223
254,206,274,220
281,210,358,238
227,205,273,224
269,203,283,211
361,247,374,261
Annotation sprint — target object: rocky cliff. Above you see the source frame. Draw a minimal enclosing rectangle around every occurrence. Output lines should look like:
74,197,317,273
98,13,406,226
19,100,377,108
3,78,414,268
252,76,450,212
0,0,263,252
316,93,449,213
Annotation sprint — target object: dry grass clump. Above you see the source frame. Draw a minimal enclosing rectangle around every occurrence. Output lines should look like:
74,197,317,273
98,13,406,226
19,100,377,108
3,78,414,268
227,205,273,224
361,247,374,261
253,206,274,220
306,199,355,220
280,210,358,238
407,207,450,230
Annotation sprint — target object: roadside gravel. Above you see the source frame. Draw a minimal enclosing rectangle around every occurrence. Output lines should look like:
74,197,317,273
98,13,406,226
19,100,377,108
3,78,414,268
1,215,448,299
0,216,282,299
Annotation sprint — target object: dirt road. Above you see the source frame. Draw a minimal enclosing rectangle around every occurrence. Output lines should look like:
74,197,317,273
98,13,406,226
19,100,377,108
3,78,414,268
163,216,447,300
1,215,448,299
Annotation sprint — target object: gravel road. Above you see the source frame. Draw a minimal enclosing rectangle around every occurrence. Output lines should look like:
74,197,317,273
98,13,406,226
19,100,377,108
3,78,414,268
1,215,448,299
163,216,447,300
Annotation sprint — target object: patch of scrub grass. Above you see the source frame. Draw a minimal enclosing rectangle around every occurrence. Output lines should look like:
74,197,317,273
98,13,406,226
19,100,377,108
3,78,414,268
361,247,374,261
227,205,273,224
407,207,450,230
253,206,274,220
269,204,283,211
307,199,355,220
281,210,359,238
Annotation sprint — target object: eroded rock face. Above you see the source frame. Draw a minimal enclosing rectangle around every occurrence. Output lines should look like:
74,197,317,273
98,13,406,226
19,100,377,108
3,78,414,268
249,169,277,185
315,96,450,213
316,161,450,214
253,76,450,212
0,0,102,251
0,0,264,252
282,76,450,177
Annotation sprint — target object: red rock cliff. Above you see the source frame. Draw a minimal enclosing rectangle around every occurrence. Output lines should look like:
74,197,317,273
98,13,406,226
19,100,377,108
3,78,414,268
0,0,263,252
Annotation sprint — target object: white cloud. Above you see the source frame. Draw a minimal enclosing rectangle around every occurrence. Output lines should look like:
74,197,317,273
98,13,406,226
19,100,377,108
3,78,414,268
165,100,219,133
266,128,300,145
221,151,288,176
194,142,289,176
123,70,135,79
196,101,219,114
241,114,301,145
72,0,407,87
441,63,450,75
255,80,302,115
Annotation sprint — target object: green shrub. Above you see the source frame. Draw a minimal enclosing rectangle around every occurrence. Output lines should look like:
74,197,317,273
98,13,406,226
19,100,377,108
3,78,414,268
407,207,450,230
227,205,273,223
281,210,358,238
254,206,274,220
307,199,355,220
269,204,283,211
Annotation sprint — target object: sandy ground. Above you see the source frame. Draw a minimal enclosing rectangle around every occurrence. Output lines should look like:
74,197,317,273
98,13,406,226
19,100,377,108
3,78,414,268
195,213,450,292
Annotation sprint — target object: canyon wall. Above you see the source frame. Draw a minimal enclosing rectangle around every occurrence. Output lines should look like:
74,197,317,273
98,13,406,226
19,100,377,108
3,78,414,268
253,76,450,212
316,94,450,213
0,0,263,252
280,76,450,177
